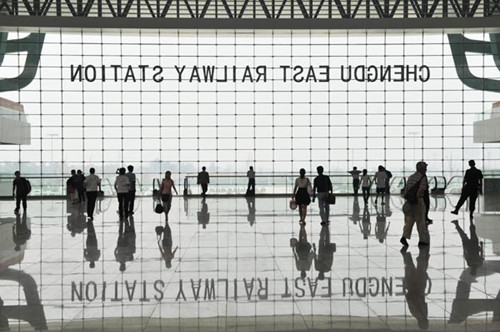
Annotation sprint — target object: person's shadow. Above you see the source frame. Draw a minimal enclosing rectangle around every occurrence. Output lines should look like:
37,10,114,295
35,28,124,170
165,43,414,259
114,216,136,272
156,222,178,269
290,223,314,279
360,205,371,239
314,225,336,280
84,220,100,268
401,246,430,330
349,196,361,225
246,196,256,227
13,211,31,252
375,204,390,244
451,219,484,276
66,203,87,237
197,198,210,229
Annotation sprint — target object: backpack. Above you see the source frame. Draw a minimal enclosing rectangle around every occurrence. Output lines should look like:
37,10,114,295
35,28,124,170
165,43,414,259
404,177,423,205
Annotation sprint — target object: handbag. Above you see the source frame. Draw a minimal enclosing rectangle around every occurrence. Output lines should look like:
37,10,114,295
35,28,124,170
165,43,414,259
326,193,336,205
404,176,423,205
289,199,297,210
154,198,164,214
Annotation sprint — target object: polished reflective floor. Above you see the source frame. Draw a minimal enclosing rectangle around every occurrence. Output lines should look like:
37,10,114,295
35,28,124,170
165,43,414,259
1,194,500,331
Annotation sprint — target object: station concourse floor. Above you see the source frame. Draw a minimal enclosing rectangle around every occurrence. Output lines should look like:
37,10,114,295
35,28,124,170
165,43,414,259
1,194,500,332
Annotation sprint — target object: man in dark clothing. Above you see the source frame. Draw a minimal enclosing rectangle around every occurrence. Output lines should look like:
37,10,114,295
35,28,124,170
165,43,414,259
197,166,210,197
12,171,31,213
312,166,333,226
451,160,483,218
75,170,86,202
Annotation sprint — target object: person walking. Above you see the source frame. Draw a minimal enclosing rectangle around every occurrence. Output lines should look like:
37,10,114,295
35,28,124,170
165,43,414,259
159,171,178,222
197,166,210,197
245,166,256,196
12,171,31,213
360,169,372,205
292,168,312,224
374,165,388,205
84,167,101,221
126,165,136,215
348,166,361,196
114,167,130,219
75,170,86,203
400,161,430,247
67,170,78,204
313,166,333,226
451,160,483,219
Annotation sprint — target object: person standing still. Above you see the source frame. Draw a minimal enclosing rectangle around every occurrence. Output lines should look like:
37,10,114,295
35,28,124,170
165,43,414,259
349,166,362,196
246,166,255,196
451,160,483,219
12,171,31,213
374,165,388,205
313,166,333,226
400,161,430,247
84,168,101,221
114,168,130,219
360,169,372,205
126,165,136,215
197,166,210,197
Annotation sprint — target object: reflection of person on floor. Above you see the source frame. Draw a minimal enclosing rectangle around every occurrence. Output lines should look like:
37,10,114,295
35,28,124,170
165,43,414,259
66,203,87,237
314,225,336,280
84,220,100,268
349,195,361,225
13,211,31,251
197,198,210,229
451,219,484,276
360,206,371,239
401,246,430,330
114,216,136,272
375,204,390,244
246,196,256,226
156,222,178,269
290,223,314,279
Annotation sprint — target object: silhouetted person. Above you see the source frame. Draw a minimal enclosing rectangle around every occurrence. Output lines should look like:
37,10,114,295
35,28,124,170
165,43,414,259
451,219,484,276
349,195,361,225
401,246,430,330
349,166,361,196
292,168,312,225
126,165,137,215
375,204,390,243
360,169,372,205
156,222,178,269
246,196,256,226
159,171,178,222
13,211,31,251
313,166,333,226
314,225,336,280
114,167,130,220
66,170,78,204
84,220,100,268
75,170,86,202
197,166,210,197
290,223,313,279
374,165,387,205
451,160,483,219
360,205,371,239
115,216,136,272
84,167,101,221
197,198,210,229
12,171,31,213
400,161,430,247
246,166,255,196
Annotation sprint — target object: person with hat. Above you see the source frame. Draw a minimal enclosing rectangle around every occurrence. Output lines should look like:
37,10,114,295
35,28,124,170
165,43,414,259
451,160,483,219
400,161,430,247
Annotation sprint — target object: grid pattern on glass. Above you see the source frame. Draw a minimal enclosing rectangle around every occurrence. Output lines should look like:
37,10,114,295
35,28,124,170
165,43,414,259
0,30,499,195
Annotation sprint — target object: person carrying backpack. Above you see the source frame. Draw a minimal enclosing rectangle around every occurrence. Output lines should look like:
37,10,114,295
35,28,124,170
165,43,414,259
12,171,31,213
